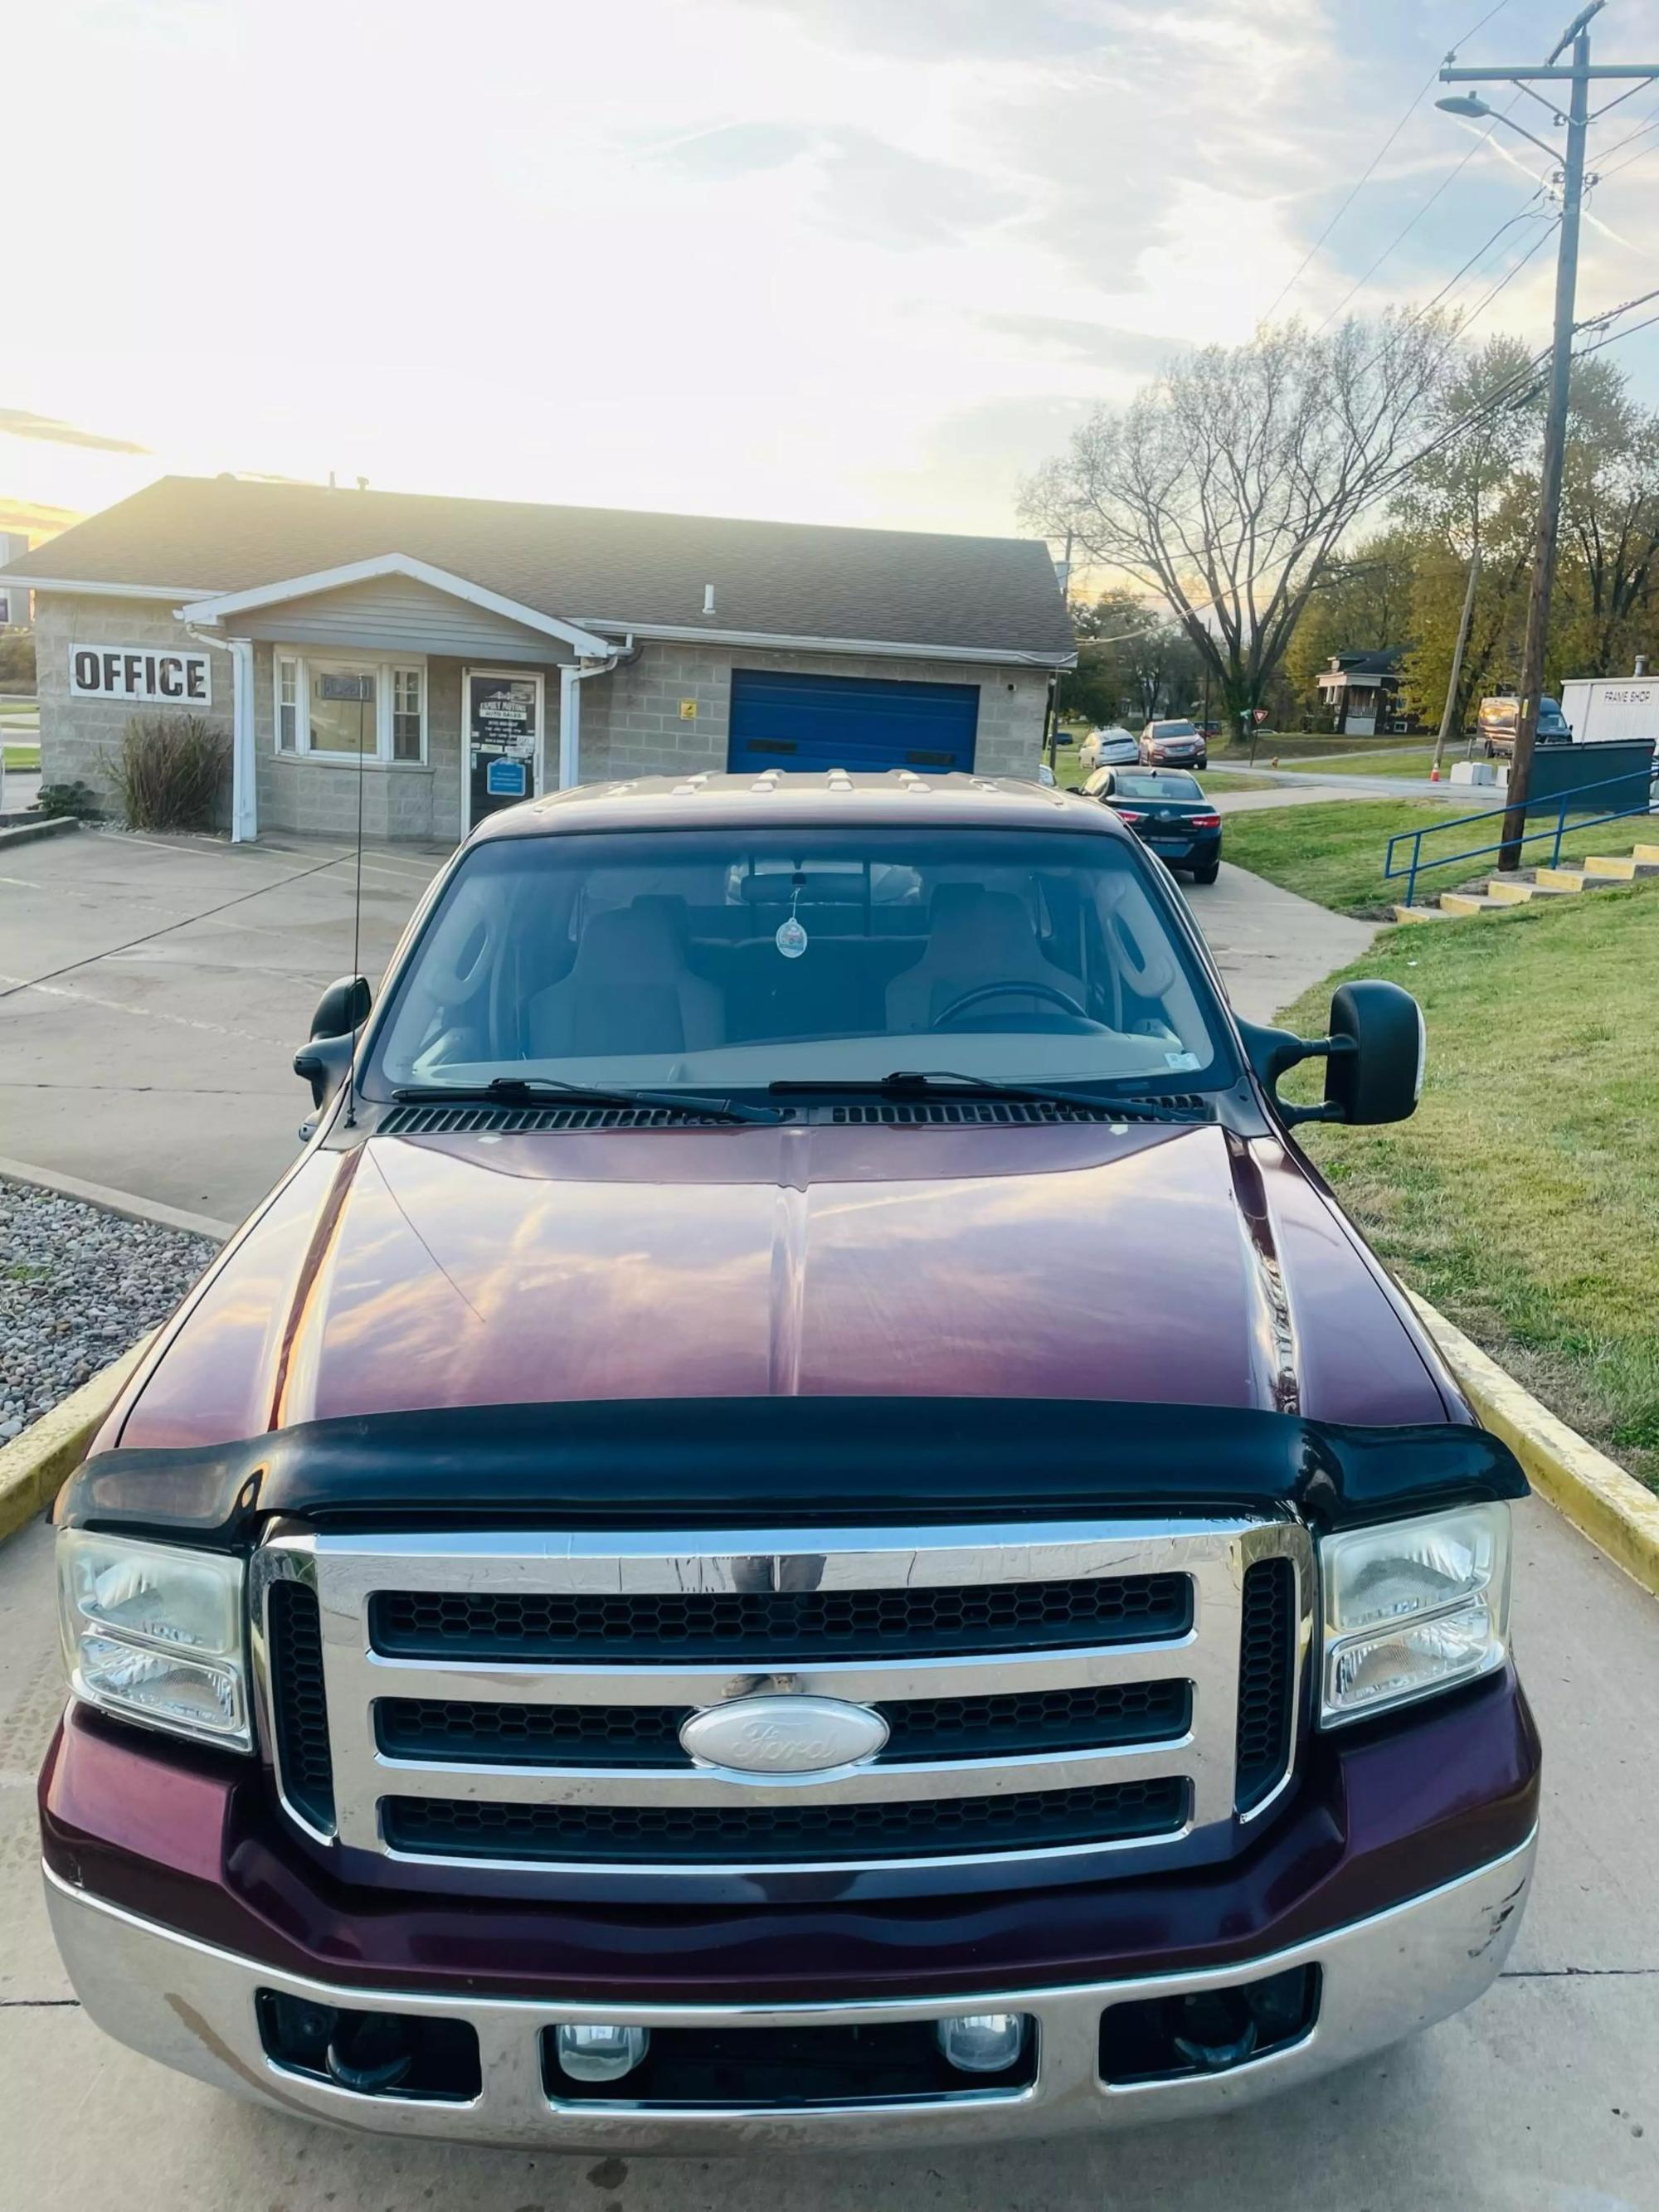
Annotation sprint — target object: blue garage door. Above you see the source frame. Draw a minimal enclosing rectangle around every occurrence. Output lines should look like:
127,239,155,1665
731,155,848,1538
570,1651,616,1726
727,668,979,775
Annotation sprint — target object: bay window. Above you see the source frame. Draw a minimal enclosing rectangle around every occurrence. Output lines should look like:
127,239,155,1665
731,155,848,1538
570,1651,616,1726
272,654,426,765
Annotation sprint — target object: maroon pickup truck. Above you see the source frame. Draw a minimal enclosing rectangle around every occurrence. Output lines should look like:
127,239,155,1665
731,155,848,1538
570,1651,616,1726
41,773,1536,2150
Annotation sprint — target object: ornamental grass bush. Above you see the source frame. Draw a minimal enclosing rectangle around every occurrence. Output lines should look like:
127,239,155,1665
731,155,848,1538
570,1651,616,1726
109,712,230,831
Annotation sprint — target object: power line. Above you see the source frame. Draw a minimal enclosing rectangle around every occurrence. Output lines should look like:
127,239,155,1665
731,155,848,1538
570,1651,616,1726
1314,109,1536,334
1262,0,1516,323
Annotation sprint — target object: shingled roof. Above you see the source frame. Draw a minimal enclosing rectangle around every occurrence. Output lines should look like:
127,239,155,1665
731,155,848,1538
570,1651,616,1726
2,476,1075,664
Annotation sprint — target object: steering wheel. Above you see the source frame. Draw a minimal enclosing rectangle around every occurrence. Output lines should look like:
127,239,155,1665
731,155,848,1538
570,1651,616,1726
930,980,1089,1028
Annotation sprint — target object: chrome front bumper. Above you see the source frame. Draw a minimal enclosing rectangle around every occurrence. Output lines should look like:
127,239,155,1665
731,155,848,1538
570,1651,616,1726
44,1832,1534,2151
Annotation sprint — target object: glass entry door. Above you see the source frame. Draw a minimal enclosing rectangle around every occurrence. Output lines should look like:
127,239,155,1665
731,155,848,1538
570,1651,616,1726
464,668,543,829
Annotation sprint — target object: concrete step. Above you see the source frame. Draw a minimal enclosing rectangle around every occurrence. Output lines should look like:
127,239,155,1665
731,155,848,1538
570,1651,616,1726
1632,842,1659,863
1581,853,1659,881
1533,866,1593,892
1438,891,1506,916
1392,902,1452,924
1483,876,1575,905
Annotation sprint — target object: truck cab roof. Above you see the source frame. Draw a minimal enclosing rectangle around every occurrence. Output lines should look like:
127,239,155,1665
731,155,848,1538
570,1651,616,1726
472,769,1116,842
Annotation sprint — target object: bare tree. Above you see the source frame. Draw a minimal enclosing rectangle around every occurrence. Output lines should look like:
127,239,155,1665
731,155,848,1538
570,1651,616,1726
1021,316,1455,727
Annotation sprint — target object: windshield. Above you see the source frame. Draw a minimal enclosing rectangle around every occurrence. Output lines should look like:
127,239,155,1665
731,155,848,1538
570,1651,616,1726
1151,721,1198,738
1112,772,1203,801
366,826,1234,1100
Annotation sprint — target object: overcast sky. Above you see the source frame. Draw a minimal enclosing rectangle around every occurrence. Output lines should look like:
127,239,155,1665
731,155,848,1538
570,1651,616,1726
9,0,1659,547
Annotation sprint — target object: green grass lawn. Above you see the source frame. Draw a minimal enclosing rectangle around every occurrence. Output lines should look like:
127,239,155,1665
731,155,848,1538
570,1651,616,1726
1220,797,1644,916
3,743,40,770
1199,769,1274,795
1279,885,1659,1492
1294,743,1464,780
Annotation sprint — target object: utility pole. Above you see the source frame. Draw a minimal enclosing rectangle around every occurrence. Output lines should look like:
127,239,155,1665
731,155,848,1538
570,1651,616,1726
1048,527,1075,768
1439,4,1659,864
1432,545,1481,782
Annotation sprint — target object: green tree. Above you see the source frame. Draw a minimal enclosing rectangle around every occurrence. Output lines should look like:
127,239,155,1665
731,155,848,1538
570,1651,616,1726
1553,356,1659,678
1283,524,1426,714
1395,338,1542,732
1062,592,1203,726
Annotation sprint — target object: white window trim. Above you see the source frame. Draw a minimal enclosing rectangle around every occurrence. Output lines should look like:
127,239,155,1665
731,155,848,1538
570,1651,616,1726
272,649,428,766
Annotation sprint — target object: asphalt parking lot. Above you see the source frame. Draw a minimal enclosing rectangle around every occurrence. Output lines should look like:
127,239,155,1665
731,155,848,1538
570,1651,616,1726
0,823,1654,2210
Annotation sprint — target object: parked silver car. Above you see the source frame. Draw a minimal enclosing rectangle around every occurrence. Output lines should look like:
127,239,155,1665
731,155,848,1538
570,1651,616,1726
1078,724,1140,771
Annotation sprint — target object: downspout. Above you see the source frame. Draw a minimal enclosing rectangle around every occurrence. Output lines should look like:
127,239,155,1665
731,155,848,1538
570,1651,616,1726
182,622,256,843
557,636,632,790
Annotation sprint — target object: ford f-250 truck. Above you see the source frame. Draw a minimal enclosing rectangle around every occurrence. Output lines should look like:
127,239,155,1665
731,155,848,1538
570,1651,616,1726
41,772,1537,2149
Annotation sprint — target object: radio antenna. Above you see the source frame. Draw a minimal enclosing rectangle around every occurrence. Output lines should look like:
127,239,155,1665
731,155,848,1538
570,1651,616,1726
342,676,369,1129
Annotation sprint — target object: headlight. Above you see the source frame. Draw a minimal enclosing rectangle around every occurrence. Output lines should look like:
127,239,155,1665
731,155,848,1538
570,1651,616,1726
1318,1503,1511,1728
58,1529,251,1751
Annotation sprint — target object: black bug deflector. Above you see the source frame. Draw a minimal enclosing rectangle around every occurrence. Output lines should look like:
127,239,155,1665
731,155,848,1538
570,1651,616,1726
59,1396,1527,1547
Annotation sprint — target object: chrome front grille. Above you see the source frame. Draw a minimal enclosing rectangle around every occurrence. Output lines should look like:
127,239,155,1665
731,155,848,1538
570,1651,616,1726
251,1519,1311,1881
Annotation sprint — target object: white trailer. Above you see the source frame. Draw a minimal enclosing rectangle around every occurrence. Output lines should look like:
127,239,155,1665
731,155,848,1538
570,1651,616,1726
1559,676,1659,744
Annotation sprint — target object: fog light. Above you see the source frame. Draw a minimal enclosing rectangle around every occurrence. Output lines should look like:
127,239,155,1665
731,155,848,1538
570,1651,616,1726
554,2023,650,2083
935,2012,1027,2074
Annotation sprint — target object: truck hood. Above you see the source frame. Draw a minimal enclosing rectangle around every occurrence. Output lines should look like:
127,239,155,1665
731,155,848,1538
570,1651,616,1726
118,1121,1455,1449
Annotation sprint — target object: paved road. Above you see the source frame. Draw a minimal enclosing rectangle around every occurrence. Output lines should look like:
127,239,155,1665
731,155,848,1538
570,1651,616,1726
3,1497,1653,2212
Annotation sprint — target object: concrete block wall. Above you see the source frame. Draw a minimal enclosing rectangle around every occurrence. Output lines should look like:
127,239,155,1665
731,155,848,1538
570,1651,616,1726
32,593,235,822
577,642,1050,783
36,596,1053,843
251,649,470,843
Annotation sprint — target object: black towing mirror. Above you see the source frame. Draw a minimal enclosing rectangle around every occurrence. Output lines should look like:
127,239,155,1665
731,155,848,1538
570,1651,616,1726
294,974,372,1110
1238,980,1424,1130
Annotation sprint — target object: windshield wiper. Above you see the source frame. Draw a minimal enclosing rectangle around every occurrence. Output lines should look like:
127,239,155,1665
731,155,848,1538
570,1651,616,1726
769,1072,1212,1125
392,1076,781,1125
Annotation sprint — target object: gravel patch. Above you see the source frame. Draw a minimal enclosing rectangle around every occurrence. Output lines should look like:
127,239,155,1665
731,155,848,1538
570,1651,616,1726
0,1179,217,1437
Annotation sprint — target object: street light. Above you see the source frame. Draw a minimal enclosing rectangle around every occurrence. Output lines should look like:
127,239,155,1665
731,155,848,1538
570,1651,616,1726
1434,93,1564,167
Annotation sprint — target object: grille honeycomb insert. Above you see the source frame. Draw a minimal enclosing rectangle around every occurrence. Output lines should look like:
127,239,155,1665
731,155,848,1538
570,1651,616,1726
374,1677,1193,1767
382,1777,1189,1864
1235,1556,1296,1811
370,1573,1191,1663
267,1580,334,1832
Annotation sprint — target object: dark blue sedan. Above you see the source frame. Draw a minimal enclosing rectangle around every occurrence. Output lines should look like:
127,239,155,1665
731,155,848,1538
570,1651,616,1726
1082,767,1223,884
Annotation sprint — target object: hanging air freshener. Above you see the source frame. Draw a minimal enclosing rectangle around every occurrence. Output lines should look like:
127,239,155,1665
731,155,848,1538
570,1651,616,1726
776,885,809,960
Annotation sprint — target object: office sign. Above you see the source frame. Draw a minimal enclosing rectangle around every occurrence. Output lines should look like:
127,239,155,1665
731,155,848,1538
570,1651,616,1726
70,645,212,706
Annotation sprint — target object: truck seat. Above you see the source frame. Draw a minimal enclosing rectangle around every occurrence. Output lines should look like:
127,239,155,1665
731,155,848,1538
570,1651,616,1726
528,901,723,1058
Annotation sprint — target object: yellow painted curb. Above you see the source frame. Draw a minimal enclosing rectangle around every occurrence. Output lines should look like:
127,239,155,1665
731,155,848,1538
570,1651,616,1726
1408,1291,1659,1601
0,1332,154,1545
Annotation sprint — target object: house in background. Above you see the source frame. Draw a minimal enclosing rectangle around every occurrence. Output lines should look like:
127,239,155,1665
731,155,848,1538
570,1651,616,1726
0,478,1074,844
1313,649,1410,737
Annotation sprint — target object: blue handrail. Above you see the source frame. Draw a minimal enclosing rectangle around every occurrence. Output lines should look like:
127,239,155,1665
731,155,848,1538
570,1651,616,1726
1385,764,1657,909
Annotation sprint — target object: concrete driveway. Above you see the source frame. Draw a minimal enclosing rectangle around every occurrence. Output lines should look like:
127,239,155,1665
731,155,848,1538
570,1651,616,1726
0,827,446,1223
2,1495,1653,2212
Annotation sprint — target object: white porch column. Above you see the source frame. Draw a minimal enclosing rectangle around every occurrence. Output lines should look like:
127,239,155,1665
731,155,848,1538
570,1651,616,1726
227,635,257,842
558,662,580,789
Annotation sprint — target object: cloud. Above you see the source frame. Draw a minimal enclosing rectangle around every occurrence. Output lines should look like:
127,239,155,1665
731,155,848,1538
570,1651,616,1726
0,406,150,455
974,313,1178,376
816,130,1024,246
659,121,815,180
0,496,82,540
732,0,1110,59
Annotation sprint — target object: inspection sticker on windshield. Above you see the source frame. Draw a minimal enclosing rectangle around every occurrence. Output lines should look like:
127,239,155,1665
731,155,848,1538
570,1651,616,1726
776,916,809,960
1165,1050,1201,1072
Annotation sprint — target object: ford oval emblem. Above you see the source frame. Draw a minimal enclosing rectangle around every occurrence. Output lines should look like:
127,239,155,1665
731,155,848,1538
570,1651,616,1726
679,1694,889,1776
